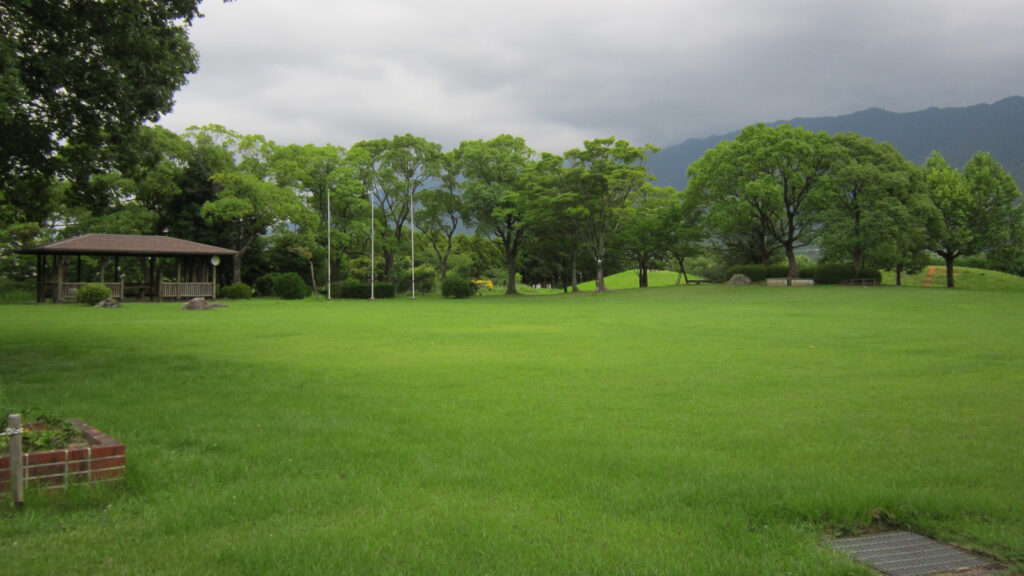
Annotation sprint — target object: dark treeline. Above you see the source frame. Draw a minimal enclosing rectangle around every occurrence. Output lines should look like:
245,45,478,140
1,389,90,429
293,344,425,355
3,122,1023,296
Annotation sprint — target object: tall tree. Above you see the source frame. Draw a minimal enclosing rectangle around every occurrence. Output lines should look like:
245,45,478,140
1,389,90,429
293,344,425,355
196,128,315,284
0,1,223,218
925,152,971,287
272,143,363,287
460,135,537,295
349,135,441,283
818,133,923,276
564,137,658,292
617,185,679,288
416,149,464,282
687,124,834,278
963,151,1024,274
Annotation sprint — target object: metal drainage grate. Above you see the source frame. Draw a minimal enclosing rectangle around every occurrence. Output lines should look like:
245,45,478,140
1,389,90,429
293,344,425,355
831,531,1008,576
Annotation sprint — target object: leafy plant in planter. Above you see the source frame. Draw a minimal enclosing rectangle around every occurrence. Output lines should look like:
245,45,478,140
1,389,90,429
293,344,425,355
1,411,83,453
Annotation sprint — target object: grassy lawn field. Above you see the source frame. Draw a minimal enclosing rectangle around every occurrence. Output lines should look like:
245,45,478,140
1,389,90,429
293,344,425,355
1,285,1022,574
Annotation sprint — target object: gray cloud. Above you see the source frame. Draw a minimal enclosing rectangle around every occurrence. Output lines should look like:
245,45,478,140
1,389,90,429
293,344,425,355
160,0,1024,153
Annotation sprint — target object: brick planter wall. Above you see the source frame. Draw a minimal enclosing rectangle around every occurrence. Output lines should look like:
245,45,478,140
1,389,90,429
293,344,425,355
0,419,126,492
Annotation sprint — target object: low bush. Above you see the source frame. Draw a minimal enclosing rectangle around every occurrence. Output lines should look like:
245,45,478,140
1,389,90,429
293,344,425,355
810,264,883,285
220,282,253,299
254,274,278,297
397,265,436,294
76,283,111,305
273,272,307,300
338,280,396,299
724,264,790,282
442,275,477,298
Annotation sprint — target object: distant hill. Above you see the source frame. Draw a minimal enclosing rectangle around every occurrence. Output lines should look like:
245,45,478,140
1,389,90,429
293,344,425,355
647,96,1024,191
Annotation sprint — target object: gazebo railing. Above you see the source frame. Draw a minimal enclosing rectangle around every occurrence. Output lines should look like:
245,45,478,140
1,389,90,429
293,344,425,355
160,282,214,299
60,282,124,301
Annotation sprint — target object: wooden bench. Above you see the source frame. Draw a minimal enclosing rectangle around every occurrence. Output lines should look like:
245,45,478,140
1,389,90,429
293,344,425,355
685,279,712,285
767,278,814,287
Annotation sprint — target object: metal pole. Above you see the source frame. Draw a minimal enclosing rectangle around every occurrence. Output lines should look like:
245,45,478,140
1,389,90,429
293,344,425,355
8,414,24,509
410,190,415,300
374,192,378,301
327,188,332,301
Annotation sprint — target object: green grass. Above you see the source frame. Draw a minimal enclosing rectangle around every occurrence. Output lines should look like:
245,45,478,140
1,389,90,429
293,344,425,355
1,286,1022,575
882,264,1024,291
575,269,684,291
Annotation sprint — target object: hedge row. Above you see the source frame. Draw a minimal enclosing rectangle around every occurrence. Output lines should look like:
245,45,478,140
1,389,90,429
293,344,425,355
725,264,882,285
337,280,395,299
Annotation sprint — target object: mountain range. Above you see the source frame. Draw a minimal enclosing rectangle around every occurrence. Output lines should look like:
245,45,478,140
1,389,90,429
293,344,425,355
646,96,1024,191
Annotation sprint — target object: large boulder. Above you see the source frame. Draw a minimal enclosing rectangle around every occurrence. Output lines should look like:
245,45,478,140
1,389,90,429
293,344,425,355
181,297,212,310
726,273,752,286
93,297,121,308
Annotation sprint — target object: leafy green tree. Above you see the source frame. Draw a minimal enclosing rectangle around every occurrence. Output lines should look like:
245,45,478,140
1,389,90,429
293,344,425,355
415,149,464,282
923,151,1021,287
963,151,1024,274
348,135,441,283
460,135,538,295
564,137,658,292
272,143,363,289
925,152,970,287
617,185,679,288
818,133,925,276
1,1,223,217
687,124,834,278
684,138,781,268
197,128,315,284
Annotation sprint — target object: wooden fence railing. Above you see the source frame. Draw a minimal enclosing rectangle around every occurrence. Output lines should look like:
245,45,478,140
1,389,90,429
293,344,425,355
159,282,214,299
60,282,124,301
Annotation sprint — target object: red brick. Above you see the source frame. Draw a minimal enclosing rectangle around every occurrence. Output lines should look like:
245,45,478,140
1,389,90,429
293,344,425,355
28,450,67,465
90,468,124,481
66,447,89,461
91,456,126,471
66,459,90,473
27,463,67,478
89,445,116,459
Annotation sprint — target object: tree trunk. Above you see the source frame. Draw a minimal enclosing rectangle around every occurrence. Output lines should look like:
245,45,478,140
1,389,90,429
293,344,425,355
570,250,579,293
896,263,903,286
785,244,798,283
233,251,243,285
944,253,956,288
504,256,518,295
638,264,648,288
594,262,606,292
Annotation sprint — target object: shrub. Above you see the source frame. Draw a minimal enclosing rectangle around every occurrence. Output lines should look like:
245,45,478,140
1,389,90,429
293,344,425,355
810,264,882,285
273,272,307,300
76,283,111,305
254,274,278,297
724,264,790,282
220,282,253,299
441,275,476,298
397,265,436,294
338,280,396,299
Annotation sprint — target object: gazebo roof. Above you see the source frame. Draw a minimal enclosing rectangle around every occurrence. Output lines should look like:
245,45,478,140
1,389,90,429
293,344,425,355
17,234,237,257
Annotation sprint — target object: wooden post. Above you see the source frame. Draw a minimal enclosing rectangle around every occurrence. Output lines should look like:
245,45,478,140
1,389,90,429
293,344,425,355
55,255,64,302
8,414,24,509
36,254,45,303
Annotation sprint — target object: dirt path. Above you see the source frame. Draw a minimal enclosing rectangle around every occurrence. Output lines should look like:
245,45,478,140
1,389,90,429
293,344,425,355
921,266,938,287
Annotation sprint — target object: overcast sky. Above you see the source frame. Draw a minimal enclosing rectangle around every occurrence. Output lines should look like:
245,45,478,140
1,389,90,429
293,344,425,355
159,0,1024,153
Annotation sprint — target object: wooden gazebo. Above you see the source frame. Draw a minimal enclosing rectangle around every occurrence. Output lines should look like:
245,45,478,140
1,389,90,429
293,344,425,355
17,234,237,303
